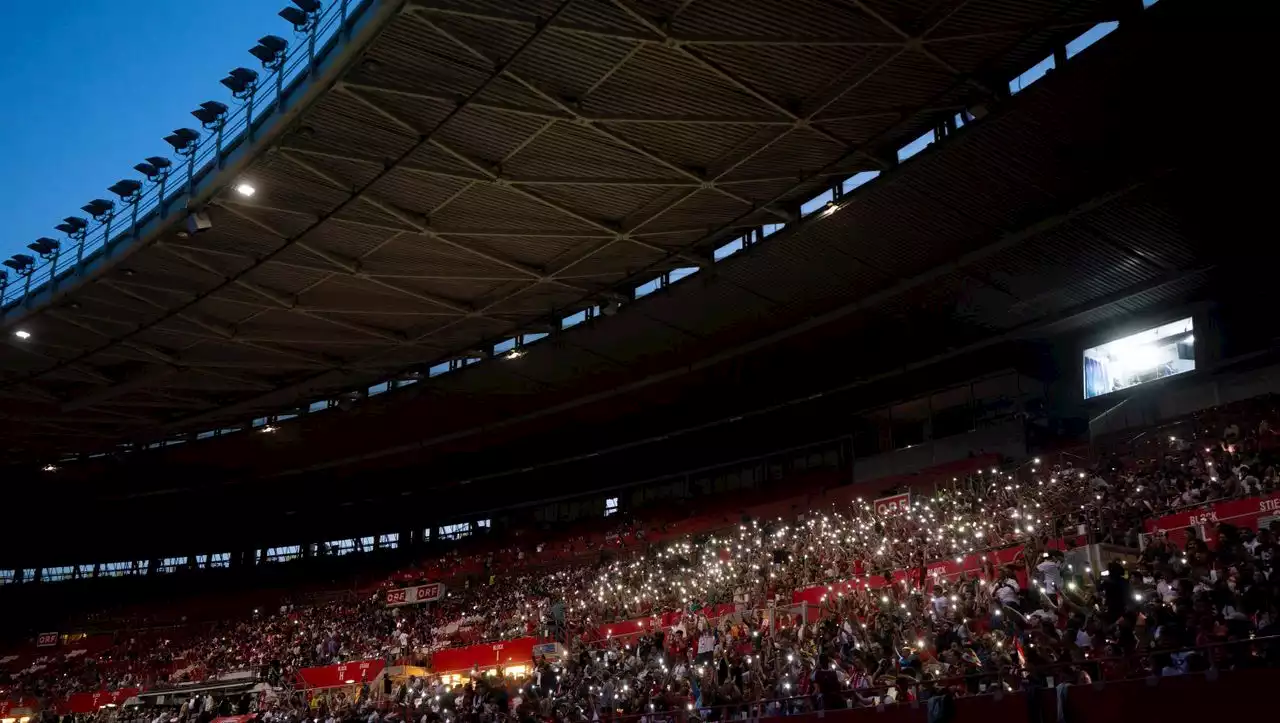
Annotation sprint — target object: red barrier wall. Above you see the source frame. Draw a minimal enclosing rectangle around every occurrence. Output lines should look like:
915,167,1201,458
430,636,538,673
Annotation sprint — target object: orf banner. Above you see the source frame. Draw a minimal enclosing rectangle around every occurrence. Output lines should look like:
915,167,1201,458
385,582,445,607
297,659,385,689
36,632,59,647
873,492,910,516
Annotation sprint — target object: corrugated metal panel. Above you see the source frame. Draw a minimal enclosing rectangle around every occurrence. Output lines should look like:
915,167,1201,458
677,0,899,42
503,120,687,179
531,184,681,226
585,44,776,119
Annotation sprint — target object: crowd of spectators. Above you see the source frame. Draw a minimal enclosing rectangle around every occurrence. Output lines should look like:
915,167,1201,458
8,400,1280,723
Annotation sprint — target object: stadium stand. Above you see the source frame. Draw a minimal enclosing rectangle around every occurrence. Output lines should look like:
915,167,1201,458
3,395,1280,723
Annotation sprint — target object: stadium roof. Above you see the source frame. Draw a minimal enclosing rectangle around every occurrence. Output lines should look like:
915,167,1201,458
0,0,1227,464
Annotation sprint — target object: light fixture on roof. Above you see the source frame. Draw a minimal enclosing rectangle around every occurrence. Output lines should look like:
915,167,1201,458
191,101,229,129
108,179,143,204
133,156,172,181
81,199,116,221
220,67,259,98
261,424,278,433
55,216,89,236
506,349,524,360
27,238,61,260
41,463,57,472
182,210,213,237
163,128,201,156
235,183,257,197
250,34,289,68
280,0,321,31
3,254,36,275
14,329,32,340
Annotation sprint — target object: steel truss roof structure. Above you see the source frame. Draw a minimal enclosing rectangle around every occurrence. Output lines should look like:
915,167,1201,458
0,0,1166,460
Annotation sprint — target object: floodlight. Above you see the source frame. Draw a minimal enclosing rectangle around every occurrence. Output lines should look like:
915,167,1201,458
164,128,200,154
3,255,36,273
220,67,259,96
291,0,321,12
134,156,172,179
192,101,229,126
108,179,143,200
235,183,257,197
81,199,116,219
259,34,288,54
250,35,288,66
27,238,60,257
279,7,310,28
56,217,89,235
16,330,32,341
249,44,278,66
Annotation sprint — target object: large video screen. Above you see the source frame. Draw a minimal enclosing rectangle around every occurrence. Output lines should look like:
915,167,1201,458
1083,317,1195,399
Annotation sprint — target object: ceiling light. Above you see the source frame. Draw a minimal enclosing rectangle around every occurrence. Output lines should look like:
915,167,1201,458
14,330,31,340
41,464,57,472
506,349,523,360
235,183,256,197
261,424,278,433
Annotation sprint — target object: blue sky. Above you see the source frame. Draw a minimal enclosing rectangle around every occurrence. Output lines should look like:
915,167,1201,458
0,0,291,262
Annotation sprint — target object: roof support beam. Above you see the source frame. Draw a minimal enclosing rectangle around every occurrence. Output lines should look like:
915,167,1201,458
405,9,740,252
408,1,906,47
841,0,994,98
157,242,407,344
62,365,175,413
608,0,868,152
216,196,474,316
278,149,586,295
341,80,571,122
407,1,661,43
414,9,793,224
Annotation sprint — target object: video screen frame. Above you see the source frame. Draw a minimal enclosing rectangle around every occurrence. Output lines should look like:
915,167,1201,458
1082,317,1196,400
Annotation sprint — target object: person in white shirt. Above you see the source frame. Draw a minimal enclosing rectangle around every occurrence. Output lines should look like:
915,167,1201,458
930,586,950,618
991,568,1021,608
1036,553,1064,595
695,629,716,664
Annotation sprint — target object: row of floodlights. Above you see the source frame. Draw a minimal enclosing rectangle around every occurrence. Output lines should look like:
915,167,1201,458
1,2,320,296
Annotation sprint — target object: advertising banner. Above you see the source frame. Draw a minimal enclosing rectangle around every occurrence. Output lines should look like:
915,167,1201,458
1144,492,1280,534
296,659,386,689
429,637,537,673
56,688,139,714
385,582,445,607
790,544,1030,607
873,492,911,516
36,632,59,647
